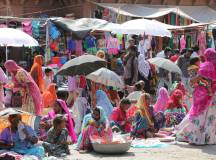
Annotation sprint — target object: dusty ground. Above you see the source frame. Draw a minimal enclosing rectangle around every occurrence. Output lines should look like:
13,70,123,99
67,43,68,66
61,142,216,160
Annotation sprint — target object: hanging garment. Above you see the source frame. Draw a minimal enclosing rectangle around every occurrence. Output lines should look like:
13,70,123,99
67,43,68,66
67,39,76,52
85,36,97,55
32,20,40,38
75,40,83,56
107,37,119,55
22,21,32,36
97,38,107,53
171,13,176,25
197,32,207,55
186,35,192,48
180,36,186,52
117,34,123,49
49,24,60,40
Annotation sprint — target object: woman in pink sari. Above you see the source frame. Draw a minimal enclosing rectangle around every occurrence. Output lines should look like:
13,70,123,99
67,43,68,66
41,99,77,143
4,60,42,115
154,87,169,113
176,61,216,144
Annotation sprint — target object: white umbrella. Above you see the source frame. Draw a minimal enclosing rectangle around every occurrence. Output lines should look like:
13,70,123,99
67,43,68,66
148,57,182,74
0,28,39,60
112,19,171,37
127,91,142,101
86,67,124,89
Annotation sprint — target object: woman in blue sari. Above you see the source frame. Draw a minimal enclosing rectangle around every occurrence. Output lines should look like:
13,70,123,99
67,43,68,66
96,90,113,117
0,114,44,159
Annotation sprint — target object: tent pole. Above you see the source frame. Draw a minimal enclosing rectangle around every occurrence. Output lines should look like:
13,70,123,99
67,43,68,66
5,45,8,61
45,19,50,66
5,45,8,75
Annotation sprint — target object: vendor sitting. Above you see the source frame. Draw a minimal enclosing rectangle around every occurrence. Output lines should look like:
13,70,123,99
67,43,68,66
0,113,44,159
110,98,133,133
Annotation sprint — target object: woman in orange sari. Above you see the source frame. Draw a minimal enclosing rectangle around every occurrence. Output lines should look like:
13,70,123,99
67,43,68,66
30,55,45,93
42,83,58,108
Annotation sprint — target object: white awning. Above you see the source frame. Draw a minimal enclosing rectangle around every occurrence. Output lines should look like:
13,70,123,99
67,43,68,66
96,3,216,23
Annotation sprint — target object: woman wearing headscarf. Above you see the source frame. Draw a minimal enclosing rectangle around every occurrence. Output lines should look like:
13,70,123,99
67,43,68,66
4,60,42,115
0,114,45,159
0,67,7,110
123,46,138,85
30,55,45,93
164,89,187,127
41,99,77,143
176,61,216,144
154,87,169,113
132,93,165,138
42,83,58,108
77,106,112,151
138,53,151,93
71,89,90,135
96,90,113,118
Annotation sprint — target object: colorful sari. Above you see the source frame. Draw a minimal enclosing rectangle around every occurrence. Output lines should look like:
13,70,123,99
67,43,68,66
0,125,44,159
42,83,57,108
30,55,45,93
42,99,77,143
176,61,216,144
96,90,113,117
110,106,132,133
164,89,187,127
77,107,112,151
132,95,165,138
4,60,42,116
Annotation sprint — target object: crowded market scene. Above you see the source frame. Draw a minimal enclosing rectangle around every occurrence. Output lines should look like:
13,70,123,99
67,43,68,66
0,0,216,159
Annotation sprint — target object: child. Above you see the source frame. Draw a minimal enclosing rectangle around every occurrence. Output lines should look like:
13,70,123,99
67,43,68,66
44,68,53,90
188,57,200,80
42,115,70,157
188,58,213,96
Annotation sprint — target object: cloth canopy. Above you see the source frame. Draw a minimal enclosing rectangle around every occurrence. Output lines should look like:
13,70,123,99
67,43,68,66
111,19,172,37
51,18,108,39
96,3,216,23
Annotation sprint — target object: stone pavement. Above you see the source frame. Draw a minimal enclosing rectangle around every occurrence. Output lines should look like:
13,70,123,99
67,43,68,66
61,142,216,160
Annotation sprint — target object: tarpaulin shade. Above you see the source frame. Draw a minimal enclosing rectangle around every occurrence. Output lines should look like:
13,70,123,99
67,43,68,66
96,3,216,23
51,18,108,39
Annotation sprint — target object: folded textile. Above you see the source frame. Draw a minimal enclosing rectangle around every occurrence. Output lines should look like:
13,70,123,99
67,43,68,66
131,139,168,148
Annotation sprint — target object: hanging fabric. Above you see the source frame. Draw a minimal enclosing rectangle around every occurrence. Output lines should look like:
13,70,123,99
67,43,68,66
22,21,32,36
171,13,176,25
32,20,40,38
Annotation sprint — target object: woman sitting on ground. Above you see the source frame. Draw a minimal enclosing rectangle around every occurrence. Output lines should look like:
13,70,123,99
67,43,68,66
0,114,44,159
132,93,165,138
77,106,112,151
164,89,187,127
43,115,70,157
40,99,77,143
153,87,169,113
110,98,133,133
